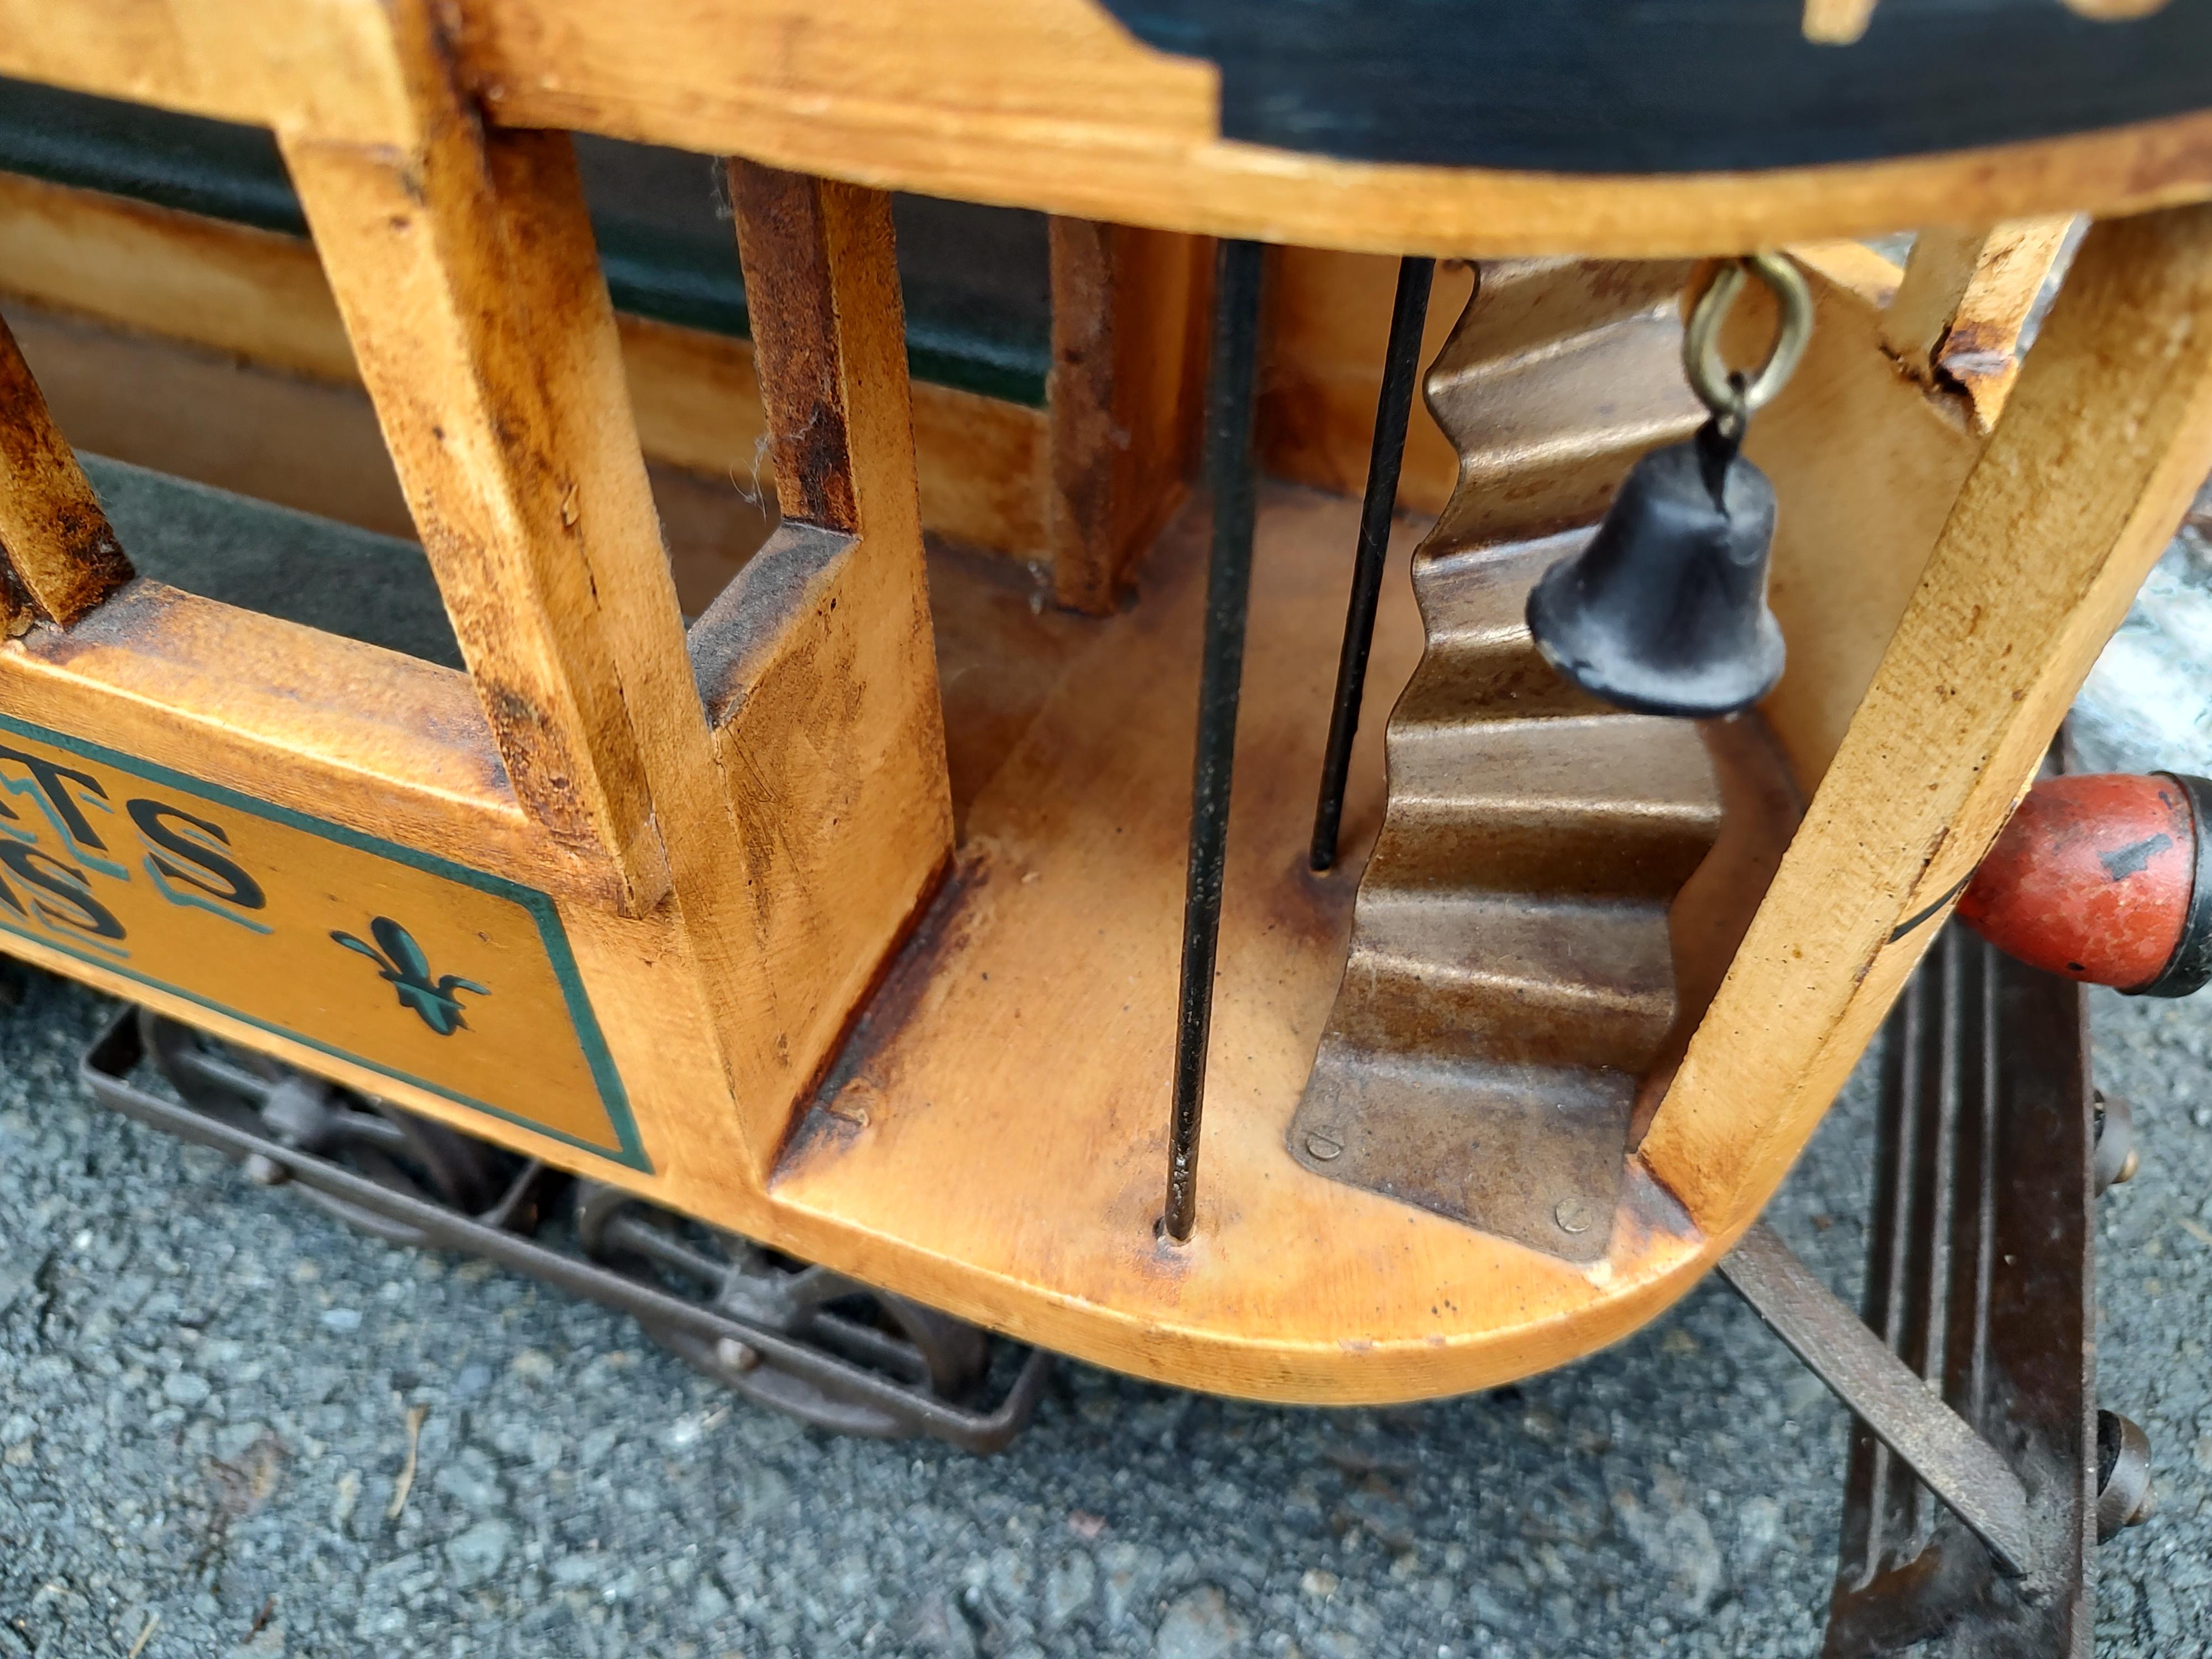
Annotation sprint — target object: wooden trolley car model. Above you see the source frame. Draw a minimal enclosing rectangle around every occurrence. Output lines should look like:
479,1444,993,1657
5,1,2212,1648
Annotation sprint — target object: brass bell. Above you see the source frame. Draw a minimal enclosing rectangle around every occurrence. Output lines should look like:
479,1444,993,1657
1526,254,1812,720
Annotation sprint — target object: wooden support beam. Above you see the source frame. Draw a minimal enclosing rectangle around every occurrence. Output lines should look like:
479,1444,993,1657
0,169,1052,564
280,13,689,915
1720,242,1986,796
690,161,953,1166
8,1,2212,259
1880,218,2073,428
0,580,592,898
1255,248,1472,519
0,310,132,634
729,164,867,533
280,1,831,1176
1046,219,1211,614
1644,203,2212,1236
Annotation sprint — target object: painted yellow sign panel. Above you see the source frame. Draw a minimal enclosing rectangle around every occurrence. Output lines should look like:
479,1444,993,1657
0,713,645,1170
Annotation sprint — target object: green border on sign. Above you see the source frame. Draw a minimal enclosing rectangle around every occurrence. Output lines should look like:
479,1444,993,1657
0,711,651,1173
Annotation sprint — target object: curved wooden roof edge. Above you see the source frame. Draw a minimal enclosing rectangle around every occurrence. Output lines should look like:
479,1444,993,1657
5,0,2212,257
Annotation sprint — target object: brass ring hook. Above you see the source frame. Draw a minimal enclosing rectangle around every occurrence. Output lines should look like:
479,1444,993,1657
1682,253,1814,431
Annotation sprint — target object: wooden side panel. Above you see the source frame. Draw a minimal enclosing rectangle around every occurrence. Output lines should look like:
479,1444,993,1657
1257,248,1472,516
691,163,954,1166
453,0,2212,257
1645,205,2212,1235
0,171,1052,561
6,0,2212,257
283,121,675,910
280,3,808,1176
0,311,132,632
0,171,360,384
1047,219,1211,612
1733,243,1990,795
3,301,420,541
1880,217,2073,427
0,582,585,894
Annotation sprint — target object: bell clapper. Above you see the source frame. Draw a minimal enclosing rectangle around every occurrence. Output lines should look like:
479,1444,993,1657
1526,253,1814,719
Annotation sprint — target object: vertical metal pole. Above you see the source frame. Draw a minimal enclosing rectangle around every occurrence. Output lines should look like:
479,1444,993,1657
1308,255,1436,872
1162,239,1265,1243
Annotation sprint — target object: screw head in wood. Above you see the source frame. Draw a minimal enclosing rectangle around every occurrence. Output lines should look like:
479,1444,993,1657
713,1336,762,1373
1305,1131,1343,1162
2096,1410,2154,1541
2094,1091,2139,1194
1554,1196,1596,1235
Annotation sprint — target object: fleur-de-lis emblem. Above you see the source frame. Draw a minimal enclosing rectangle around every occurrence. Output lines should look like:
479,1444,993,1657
331,916,488,1036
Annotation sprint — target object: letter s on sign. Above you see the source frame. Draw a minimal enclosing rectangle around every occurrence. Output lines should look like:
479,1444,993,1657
0,842,127,945
128,799,268,914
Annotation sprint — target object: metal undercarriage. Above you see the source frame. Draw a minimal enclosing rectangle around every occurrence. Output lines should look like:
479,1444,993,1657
37,906,2148,1654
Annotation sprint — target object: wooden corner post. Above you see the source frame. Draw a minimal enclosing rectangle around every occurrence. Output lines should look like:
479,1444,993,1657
1047,221,1212,614
0,312,132,636
1880,218,2074,427
278,12,685,917
276,4,947,1178
695,161,954,1157
1644,202,2212,1238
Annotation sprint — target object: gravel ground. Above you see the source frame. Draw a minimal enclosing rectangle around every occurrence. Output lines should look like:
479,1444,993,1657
7,516,2212,1656
2,953,2208,1658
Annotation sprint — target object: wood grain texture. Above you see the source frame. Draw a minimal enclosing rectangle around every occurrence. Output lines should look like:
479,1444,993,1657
1726,243,1990,796
756,487,1724,1400
3,301,769,584
445,0,2212,258
0,310,132,633
281,3,887,1178
0,483,1770,1401
615,309,1051,562
697,164,954,1169
9,0,2210,1405
1644,204,2212,1236
8,2,2212,256
0,0,415,145
726,164,863,533
1879,217,2073,427
1256,249,1472,518
283,93,676,912
0,171,359,384
0,579,596,898
4,301,421,540
1046,219,1211,613
0,714,646,1160
0,173,1052,559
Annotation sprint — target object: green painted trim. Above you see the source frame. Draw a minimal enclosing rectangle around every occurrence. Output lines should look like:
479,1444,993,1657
0,77,1053,408
0,710,653,1173
907,324,1052,408
0,79,306,237
579,229,1055,405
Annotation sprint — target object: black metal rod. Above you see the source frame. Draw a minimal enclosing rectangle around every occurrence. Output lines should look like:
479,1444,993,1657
1308,255,1436,872
1162,239,1265,1243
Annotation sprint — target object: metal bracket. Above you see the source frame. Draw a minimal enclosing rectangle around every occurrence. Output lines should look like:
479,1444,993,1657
80,1009,1051,1455
1720,1220,2034,1578
1721,923,2147,1657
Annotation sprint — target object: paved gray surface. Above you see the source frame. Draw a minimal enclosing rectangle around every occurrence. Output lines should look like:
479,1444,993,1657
2,959,2209,1657
5,499,2211,1655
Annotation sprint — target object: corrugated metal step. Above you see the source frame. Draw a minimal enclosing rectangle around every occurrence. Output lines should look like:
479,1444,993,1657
1426,263,1705,550
1328,891,1679,1073
1290,261,1724,1262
